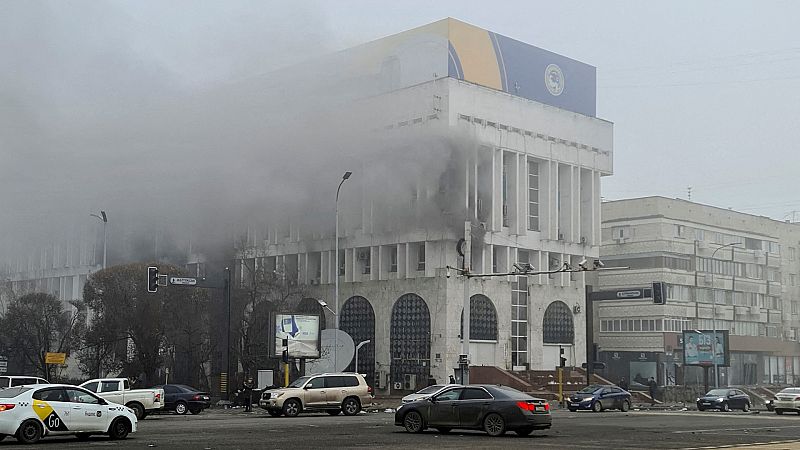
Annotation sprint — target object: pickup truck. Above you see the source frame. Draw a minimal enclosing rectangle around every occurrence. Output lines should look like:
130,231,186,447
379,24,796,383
80,378,164,419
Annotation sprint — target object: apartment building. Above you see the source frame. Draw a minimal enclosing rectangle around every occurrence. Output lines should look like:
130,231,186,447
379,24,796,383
595,197,800,386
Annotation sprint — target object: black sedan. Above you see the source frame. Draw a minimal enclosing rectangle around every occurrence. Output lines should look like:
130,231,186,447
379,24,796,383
395,385,551,437
696,388,751,412
153,384,212,415
568,385,632,412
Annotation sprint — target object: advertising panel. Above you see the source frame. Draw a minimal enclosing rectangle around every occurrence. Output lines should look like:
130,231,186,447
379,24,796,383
682,330,729,367
274,314,321,358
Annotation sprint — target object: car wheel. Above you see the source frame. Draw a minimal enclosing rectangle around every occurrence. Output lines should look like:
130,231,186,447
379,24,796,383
621,400,631,412
126,402,145,420
436,427,451,434
484,413,506,437
698,406,706,412
776,409,784,415
188,406,202,415
515,427,534,437
76,432,91,441
326,410,341,416
282,399,301,417
267,409,282,417
16,420,42,444
568,407,577,412
342,397,361,416
175,401,188,415
109,418,131,440
743,402,750,412
403,411,424,433
592,401,603,413
721,402,730,412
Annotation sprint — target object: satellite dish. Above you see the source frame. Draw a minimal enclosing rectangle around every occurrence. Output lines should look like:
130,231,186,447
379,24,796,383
305,329,354,374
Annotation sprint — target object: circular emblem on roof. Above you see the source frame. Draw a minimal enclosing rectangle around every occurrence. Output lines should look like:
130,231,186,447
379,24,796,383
544,64,564,96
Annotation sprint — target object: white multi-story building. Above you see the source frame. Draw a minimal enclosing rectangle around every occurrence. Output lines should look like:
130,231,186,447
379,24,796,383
235,19,613,391
596,197,800,386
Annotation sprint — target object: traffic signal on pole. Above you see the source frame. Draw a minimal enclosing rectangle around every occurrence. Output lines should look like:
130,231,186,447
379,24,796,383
652,281,666,304
282,350,289,364
559,347,566,368
147,266,159,293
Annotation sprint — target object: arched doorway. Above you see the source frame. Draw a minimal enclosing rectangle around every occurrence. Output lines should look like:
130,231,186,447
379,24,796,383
460,294,498,340
390,293,431,390
339,296,375,384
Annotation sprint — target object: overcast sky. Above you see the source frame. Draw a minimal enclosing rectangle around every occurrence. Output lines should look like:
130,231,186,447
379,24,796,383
2,1,799,261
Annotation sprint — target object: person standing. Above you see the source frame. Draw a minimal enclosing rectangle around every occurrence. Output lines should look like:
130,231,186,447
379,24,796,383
242,377,254,412
648,377,658,405
618,377,629,391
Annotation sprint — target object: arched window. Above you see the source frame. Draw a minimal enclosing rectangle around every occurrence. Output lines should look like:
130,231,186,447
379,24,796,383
542,301,574,344
460,294,498,340
340,296,375,384
390,293,431,388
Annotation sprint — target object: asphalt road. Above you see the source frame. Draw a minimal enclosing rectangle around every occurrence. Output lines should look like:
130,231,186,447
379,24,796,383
4,408,800,449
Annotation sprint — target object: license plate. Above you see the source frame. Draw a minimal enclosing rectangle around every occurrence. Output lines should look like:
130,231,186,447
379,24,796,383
570,403,579,407
701,402,710,405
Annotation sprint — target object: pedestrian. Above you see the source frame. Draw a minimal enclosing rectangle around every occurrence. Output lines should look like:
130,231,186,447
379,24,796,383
648,377,657,405
448,375,456,384
618,377,628,391
242,377,254,412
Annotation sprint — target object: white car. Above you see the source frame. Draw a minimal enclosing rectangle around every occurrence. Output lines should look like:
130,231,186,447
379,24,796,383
773,387,800,415
401,384,461,404
80,378,164,419
0,384,137,444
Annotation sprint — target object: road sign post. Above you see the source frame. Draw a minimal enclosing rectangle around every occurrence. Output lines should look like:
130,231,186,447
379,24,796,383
169,277,198,286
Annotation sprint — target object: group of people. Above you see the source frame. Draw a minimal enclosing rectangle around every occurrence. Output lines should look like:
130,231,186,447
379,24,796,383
618,375,659,405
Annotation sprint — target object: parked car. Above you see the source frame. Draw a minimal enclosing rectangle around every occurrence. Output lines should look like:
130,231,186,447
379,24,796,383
0,376,49,389
696,388,751,412
259,373,373,417
395,385,551,437
79,378,164,420
772,387,800,415
402,384,461,404
152,384,211,415
0,384,137,444
567,385,631,412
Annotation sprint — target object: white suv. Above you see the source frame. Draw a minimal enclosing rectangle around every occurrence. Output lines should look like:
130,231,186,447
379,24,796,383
260,373,373,417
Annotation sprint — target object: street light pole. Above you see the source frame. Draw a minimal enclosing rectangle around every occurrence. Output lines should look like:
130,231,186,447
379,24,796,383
710,242,741,388
89,211,108,269
334,171,352,370
355,340,371,375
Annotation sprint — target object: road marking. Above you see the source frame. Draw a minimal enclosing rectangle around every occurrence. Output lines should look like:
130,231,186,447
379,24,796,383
674,425,800,434
682,439,800,449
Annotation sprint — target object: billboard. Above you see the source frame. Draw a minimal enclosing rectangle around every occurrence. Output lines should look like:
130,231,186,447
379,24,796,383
273,314,321,359
682,330,729,367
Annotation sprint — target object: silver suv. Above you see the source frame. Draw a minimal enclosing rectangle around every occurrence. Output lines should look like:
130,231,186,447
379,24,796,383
259,373,373,417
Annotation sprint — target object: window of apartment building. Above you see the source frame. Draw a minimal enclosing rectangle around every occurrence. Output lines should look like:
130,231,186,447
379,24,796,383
357,248,371,275
389,247,398,273
339,252,346,276
664,256,691,271
695,229,705,241
527,160,539,231
745,237,763,251
612,226,632,240
766,325,779,338
667,284,691,302
790,247,796,261
675,224,685,237
768,242,780,254
417,243,425,271
766,296,780,310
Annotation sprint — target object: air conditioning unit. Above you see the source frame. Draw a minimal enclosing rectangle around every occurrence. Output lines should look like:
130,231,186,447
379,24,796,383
558,233,565,241
393,382,402,390
357,249,370,260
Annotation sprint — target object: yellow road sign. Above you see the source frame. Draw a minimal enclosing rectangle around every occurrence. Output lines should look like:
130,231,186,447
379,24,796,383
45,352,66,365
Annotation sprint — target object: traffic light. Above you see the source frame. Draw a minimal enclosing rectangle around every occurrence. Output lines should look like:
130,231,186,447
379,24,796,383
652,281,666,304
282,350,289,364
559,347,567,368
147,266,159,293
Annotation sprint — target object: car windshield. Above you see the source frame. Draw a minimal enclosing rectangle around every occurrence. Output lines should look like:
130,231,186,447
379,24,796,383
0,387,31,398
416,385,443,395
706,389,729,396
288,376,310,388
578,385,603,394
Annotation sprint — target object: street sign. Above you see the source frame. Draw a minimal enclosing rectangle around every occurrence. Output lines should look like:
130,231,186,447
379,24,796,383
0,359,7,373
45,352,66,365
169,277,198,286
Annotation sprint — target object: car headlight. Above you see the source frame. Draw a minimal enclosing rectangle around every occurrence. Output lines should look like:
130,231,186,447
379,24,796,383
695,398,700,402
580,398,592,403
714,398,723,402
